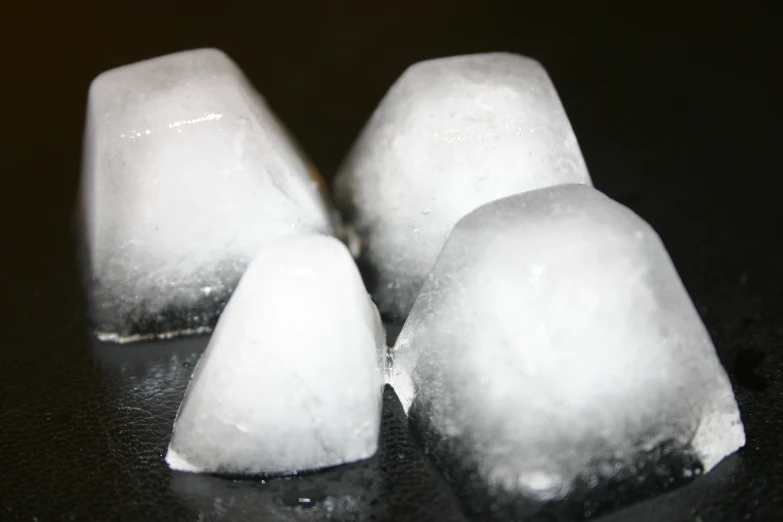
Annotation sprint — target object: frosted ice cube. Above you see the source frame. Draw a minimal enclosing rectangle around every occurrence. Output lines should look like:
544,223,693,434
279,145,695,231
80,49,333,342
390,184,744,501
166,234,385,474
334,52,591,320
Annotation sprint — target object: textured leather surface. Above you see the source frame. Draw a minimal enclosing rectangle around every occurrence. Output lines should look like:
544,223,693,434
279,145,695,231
0,335,469,522
1,2,782,521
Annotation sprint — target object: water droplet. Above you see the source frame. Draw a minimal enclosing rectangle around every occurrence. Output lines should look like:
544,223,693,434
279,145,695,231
280,485,326,507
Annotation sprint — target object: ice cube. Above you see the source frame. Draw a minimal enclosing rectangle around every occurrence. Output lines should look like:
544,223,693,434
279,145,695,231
166,234,386,474
80,49,333,342
390,184,744,501
334,53,591,320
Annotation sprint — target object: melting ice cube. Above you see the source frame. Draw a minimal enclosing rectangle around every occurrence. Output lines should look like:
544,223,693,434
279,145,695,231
166,234,386,474
80,49,333,342
333,53,591,320
390,184,744,501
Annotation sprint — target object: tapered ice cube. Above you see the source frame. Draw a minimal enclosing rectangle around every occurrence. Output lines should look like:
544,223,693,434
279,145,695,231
166,234,385,474
334,53,591,320
390,184,744,501
80,49,333,342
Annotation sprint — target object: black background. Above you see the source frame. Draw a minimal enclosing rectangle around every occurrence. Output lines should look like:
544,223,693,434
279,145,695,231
1,2,782,521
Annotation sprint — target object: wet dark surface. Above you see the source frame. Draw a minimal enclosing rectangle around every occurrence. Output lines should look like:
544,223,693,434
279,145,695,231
1,1,783,521
2,335,468,522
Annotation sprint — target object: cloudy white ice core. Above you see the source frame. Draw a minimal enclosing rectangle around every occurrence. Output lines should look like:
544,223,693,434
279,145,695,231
167,235,386,474
334,52,591,319
81,48,333,341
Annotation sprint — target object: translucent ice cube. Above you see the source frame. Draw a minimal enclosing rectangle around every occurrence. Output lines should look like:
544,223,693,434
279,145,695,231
166,234,385,474
334,53,591,320
390,184,744,501
80,49,333,342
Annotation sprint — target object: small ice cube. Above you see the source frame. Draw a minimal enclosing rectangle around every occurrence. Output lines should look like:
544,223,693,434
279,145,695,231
166,234,385,474
390,184,744,500
334,53,591,320
80,49,333,342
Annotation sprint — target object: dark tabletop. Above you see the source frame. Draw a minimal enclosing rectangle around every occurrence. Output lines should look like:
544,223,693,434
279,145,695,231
1,2,782,521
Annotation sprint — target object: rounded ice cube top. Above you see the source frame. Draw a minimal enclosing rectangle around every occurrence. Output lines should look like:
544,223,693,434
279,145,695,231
334,52,592,320
81,49,333,341
390,184,744,500
167,234,385,474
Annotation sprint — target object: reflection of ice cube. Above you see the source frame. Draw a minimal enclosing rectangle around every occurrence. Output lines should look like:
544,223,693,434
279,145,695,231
391,184,744,501
80,49,333,342
334,53,591,320
167,235,386,474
